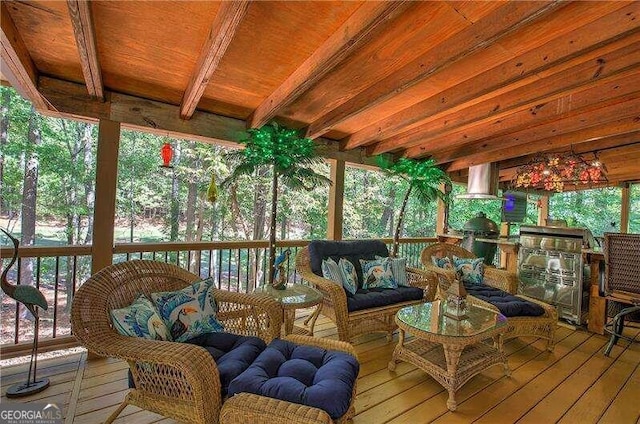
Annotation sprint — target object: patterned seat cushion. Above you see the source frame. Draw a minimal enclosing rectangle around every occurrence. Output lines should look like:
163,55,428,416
464,282,545,317
346,287,424,312
228,339,359,419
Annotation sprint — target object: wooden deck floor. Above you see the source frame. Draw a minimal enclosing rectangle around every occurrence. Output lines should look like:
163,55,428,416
2,316,639,424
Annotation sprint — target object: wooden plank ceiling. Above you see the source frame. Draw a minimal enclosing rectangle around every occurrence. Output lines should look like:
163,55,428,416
1,0,639,188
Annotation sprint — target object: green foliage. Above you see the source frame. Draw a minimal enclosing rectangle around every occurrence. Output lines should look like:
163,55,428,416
549,187,622,236
376,156,451,204
223,121,330,190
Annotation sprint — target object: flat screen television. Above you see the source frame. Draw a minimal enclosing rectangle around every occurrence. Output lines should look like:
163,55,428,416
501,191,527,223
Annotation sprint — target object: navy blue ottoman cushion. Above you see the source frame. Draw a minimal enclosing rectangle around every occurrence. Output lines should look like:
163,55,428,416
308,240,389,287
227,339,359,419
347,286,424,312
185,332,266,396
464,282,545,317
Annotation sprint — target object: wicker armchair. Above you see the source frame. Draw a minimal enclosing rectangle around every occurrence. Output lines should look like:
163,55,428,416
420,243,517,294
295,246,436,342
420,243,557,351
71,260,284,424
600,233,640,356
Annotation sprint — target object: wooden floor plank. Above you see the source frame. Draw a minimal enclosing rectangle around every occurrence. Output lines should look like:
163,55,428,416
430,329,591,423
516,335,628,423
598,353,640,424
475,333,608,423
558,334,640,424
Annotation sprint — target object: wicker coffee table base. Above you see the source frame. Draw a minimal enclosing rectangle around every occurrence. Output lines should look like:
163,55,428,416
388,329,510,411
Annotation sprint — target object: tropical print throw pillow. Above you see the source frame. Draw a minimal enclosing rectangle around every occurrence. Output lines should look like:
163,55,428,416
338,258,358,295
431,256,453,269
151,277,224,342
361,258,397,289
110,294,171,341
321,257,344,286
376,255,409,287
453,256,485,285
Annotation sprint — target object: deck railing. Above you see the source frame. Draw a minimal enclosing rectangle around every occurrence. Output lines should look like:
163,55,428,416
0,237,436,357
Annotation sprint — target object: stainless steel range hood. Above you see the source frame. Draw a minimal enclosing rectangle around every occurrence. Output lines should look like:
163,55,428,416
456,163,503,200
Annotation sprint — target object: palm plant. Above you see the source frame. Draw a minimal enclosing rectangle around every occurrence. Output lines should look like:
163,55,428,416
223,122,330,287
377,156,451,257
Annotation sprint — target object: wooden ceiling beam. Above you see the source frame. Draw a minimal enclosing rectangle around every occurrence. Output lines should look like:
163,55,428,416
0,2,49,110
304,1,563,139
497,135,640,170
248,1,410,129
379,38,640,156
180,1,250,120
67,0,103,100
39,76,378,167
344,3,639,150
443,113,640,173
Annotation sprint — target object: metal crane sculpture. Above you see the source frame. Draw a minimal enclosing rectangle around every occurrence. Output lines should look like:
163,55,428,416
1,228,50,397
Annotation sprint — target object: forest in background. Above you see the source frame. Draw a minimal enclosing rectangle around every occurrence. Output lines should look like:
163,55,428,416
2,85,639,251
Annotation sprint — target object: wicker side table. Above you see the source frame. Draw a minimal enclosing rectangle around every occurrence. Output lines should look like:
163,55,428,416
388,301,510,411
254,284,323,336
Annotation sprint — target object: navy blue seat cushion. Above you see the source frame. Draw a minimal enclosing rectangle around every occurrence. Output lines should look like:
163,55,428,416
186,332,266,396
127,332,266,396
463,282,545,317
227,339,359,419
308,240,389,287
347,286,424,312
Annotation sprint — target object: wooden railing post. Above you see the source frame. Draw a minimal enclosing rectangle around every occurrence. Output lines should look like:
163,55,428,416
91,119,121,274
537,195,549,226
327,158,345,240
620,183,630,233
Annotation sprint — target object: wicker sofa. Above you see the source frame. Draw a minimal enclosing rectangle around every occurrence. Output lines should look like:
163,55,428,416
421,243,557,351
296,240,436,342
71,260,358,424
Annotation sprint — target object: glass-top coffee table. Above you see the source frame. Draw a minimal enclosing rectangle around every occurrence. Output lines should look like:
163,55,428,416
388,300,510,411
254,284,323,336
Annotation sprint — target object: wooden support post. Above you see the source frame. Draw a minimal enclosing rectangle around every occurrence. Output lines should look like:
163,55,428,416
436,182,449,235
620,183,630,233
91,119,120,274
327,159,345,240
537,195,549,226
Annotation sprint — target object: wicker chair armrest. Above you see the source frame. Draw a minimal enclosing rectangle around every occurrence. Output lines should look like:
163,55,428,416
213,290,283,342
91,335,222,407
483,267,518,294
299,271,349,313
220,393,333,424
406,267,437,300
283,334,357,359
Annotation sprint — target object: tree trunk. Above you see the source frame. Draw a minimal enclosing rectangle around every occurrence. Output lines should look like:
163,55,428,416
380,186,396,236
392,185,413,257
82,123,94,244
20,107,40,318
185,181,197,241
0,89,9,213
268,167,278,286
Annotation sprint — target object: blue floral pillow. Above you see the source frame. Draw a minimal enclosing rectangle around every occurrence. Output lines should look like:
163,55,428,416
453,256,485,285
361,258,397,289
431,256,453,269
151,277,224,342
376,255,409,287
338,258,358,295
110,294,171,341
321,257,344,286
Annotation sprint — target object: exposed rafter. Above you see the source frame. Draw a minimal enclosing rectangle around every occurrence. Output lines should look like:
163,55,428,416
67,0,103,100
39,77,379,167
372,40,640,156
0,2,49,110
180,1,250,120
304,1,563,139
248,1,410,129
343,3,638,151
